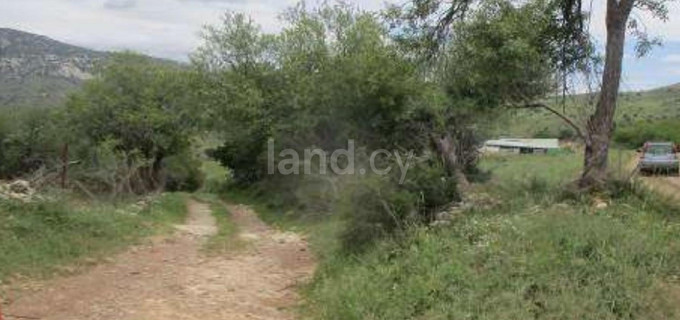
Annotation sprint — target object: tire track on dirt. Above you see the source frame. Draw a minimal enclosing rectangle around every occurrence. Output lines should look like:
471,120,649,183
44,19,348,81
3,199,314,320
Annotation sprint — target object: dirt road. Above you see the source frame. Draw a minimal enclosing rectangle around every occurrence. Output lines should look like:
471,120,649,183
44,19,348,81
629,155,680,200
3,199,314,320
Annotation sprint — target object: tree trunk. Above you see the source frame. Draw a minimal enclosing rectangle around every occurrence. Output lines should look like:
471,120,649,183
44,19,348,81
151,156,166,191
579,0,634,189
431,133,471,190
60,143,69,189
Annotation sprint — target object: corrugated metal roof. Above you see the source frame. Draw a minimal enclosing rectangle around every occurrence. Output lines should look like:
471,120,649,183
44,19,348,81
484,138,560,149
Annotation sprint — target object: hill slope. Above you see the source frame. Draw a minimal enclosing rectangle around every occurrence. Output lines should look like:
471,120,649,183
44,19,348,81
0,28,108,108
496,84,680,138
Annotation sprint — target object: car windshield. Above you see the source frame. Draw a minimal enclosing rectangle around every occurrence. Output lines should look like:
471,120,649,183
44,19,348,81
646,145,673,156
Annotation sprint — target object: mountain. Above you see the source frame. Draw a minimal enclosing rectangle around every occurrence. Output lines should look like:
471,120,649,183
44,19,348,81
0,28,108,108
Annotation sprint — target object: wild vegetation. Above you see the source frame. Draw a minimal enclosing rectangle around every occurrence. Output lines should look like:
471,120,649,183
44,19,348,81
1,0,678,317
305,154,680,319
0,193,187,281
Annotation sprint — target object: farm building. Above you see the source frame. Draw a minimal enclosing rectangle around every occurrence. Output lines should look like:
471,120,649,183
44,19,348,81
482,138,560,154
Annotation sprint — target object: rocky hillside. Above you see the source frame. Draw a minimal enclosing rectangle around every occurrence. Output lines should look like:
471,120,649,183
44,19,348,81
0,28,108,108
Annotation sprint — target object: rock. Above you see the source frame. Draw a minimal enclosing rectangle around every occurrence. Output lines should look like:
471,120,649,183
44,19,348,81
435,211,452,221
593,197,609,210
0,180,35,202
8,180,32,194
429,220,451,227
271,232,302,244
594,201,608,210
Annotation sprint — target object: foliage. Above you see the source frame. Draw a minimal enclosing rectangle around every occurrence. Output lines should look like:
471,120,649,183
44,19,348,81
0,106,61,178
192,7,441,185
193,1,606,246
304,153,680,319
437,1,559,107
0,193,187,281
308,208,680,319
200,158,231,194
339,161,459,251
163,150,205,192
614,119,680,149
66,52,197,192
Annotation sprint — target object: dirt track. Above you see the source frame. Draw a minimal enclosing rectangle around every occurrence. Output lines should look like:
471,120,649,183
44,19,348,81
629,155,680,200
3,199,314,320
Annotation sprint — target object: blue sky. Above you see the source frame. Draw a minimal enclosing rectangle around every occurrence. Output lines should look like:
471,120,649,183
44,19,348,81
2,0,679,91
620,41,680,91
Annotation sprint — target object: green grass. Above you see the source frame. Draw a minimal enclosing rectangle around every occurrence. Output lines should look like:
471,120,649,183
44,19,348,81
218,187,347,265
302,153,680,319
200,159,231,193
479,150,635,187
0,192,188,282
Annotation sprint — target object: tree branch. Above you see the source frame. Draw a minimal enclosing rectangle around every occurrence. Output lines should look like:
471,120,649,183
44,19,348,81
509,103,586,140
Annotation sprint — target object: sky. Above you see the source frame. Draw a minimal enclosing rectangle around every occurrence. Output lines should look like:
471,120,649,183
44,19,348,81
2,0,680,91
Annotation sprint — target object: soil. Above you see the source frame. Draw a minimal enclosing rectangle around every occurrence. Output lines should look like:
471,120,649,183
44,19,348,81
2,199,315,320
630,154,680,200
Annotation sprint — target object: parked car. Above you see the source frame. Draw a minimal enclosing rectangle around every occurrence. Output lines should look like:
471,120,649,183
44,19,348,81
638,142,680,175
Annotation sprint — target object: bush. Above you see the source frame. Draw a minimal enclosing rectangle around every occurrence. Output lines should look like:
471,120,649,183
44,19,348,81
614,119,680,149
339,176,417,251
340,162,459,252
0,106,61,178
163,150,205,192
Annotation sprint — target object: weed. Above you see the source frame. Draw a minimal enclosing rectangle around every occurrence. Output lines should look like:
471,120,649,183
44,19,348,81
303,153,680,319
0,193,187,281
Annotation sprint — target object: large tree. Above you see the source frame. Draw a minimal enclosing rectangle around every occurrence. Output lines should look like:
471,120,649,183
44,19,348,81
580,0,669,187
397,0,672,189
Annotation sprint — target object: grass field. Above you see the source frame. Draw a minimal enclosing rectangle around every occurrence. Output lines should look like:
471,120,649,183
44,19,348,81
0,193,188,282
479,150,635,186
301,153,680,319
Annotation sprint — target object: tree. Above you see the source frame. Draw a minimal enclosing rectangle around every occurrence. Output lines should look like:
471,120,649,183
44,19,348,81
389,0,579,186
396,0,671,189
66,52,195,191
580,0,669,188
192,6,440,184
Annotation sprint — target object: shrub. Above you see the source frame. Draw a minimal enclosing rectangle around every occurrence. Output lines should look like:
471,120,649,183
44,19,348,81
339,175,417,251
0,107,61,178
163,150,205,192
614,119,680,149
340,162,459,252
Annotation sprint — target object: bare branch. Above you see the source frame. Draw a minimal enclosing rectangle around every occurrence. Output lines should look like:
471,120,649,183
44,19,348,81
509,103,586,140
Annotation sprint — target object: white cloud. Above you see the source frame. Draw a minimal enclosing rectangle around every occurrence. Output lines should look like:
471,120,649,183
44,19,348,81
1,0,389,61
3,0,679,84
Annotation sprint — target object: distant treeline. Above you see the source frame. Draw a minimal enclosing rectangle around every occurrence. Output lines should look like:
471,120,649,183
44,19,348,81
614,119,680,149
